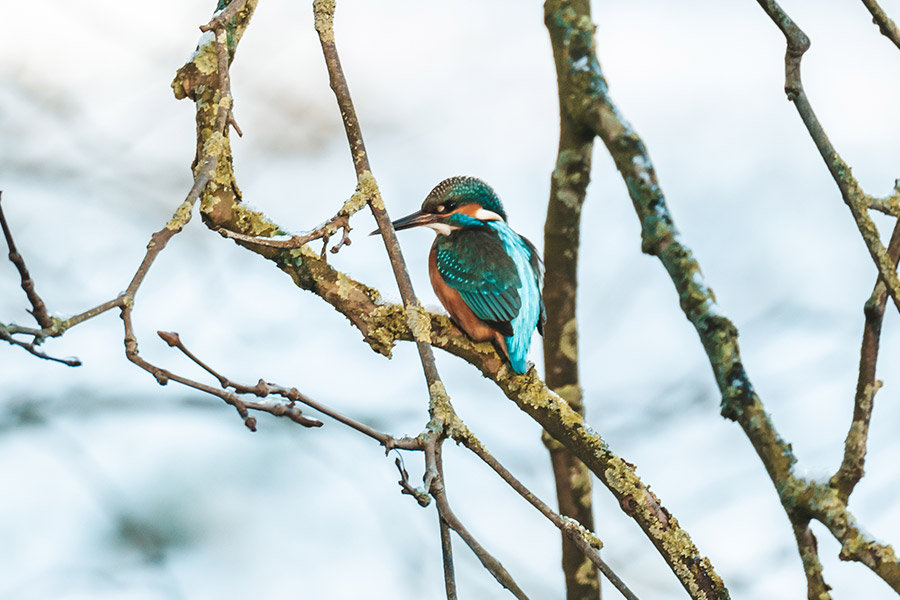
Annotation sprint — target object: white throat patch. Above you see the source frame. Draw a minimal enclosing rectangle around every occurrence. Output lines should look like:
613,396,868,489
425,222,456,236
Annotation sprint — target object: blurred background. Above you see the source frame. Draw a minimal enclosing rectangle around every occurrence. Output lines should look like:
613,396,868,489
2,1,899,598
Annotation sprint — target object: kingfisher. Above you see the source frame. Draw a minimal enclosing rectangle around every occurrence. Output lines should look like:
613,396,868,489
378,176,544,374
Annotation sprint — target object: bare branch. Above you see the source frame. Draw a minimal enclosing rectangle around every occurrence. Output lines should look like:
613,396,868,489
429,441,529,600
312,0,445,392
433,444,458,600
0,191,54,329
155,329,457,434
439,510,458,600
543,2,600,595
455,420,638,600
755,0,900,315
216,212,353,259
861,0,900,49
867,180,900,215
200,0,251,32
0,324,80,366
831,220,900,500
542,2,730,597
790,520,831,600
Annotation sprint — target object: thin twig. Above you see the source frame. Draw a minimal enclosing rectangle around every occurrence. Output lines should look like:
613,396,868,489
154,329,447,439
752,0,900,591
211,27,233,136
439,512,458,600
756,0,900,315
831,219,900,500
0,191,54,329
395,456,431,506
543,2,729,598
312,6,466,596
0,325,80,366
200,0,251,32
312,0,443,390
867,180,900,215
790,519,831,600
111,159,310,432
429,440,529,600
155,331,321,428
434,444,458,600
454,420,638,600
543,2,600,595
861,0,900,49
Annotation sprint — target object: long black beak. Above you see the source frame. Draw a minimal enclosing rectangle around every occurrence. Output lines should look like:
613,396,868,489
369,209,439,236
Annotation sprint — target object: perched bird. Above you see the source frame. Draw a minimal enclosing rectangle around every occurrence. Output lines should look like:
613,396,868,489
381,176,544,373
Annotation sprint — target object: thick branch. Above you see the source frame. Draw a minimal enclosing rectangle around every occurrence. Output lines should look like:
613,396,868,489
790,520,831,600
543,2,600,596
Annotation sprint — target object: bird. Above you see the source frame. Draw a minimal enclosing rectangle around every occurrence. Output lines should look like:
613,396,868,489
377,176,544,373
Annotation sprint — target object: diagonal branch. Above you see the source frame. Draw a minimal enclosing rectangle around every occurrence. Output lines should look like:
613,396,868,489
312,0,443,392
544,0,900,595
429,440,530,600
756,0,900,315
542,1,600,597
451,415,638,600
0,191,55,330
156,331,323,429
861,0,900,49
831,219,900,500
0,325,80,366
312,2,469,595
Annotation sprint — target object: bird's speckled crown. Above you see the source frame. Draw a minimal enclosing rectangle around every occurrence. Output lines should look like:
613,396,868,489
423,176,507,221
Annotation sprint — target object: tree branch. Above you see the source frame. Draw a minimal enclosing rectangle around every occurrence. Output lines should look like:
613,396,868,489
831,220,900,500
542,1,600,597
0,191,54,330
861,0,900,49
756,0,900,315
430,440,529,600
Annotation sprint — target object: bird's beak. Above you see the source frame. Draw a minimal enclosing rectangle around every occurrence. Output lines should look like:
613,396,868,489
369,209,440,236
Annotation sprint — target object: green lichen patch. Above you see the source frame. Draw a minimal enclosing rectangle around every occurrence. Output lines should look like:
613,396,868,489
313,0,336,42
404,302,432,344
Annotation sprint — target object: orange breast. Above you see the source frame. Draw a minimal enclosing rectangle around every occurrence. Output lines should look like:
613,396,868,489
429,244,509,358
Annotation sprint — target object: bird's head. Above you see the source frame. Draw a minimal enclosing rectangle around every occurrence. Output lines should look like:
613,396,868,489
373,176,507,237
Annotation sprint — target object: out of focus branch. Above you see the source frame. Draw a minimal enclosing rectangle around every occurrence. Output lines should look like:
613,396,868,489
544,0,900,596
542,1,600,597
1,156,215,368
752,0,900,592
0,324,80,366
454,416,638,600
543,2,730,598
0,192,53,329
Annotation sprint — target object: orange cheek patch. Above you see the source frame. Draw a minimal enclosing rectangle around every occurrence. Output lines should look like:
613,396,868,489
455,203,483,217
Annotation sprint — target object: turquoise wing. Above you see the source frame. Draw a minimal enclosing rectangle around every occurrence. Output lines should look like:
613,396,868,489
435,228,521,336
